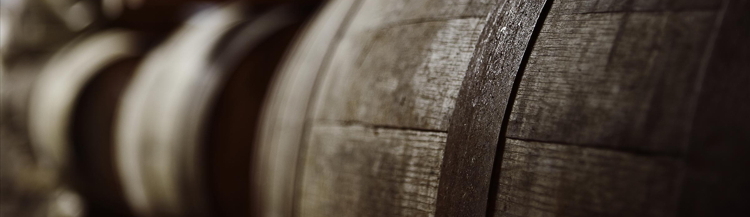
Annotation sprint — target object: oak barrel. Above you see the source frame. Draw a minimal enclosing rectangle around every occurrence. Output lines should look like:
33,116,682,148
3,0,749,217
258,0,750,217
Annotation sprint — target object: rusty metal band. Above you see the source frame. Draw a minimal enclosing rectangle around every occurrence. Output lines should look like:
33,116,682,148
434,0,551,216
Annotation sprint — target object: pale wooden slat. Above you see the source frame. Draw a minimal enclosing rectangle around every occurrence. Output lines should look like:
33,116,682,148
300,123,445,217
310,0,492,131
493,138,682,217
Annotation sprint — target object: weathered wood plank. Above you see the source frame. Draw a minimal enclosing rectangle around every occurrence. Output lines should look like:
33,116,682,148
506,0,719,154
679,1,750,216
299,0,496,216
493,138,682,217
299,123,445,217
311,0,491,131
434,0,550,216
489,1,742,216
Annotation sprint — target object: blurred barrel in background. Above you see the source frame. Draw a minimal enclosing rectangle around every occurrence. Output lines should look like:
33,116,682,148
1,0,749,217
29,29,144,217
115,4,313,217
2,1,318,217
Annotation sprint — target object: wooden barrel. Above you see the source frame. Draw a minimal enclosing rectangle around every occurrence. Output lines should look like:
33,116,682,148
10,0,750,216
21,3,315,217
27,29,145,217
112,4,313,217
257,0,750,217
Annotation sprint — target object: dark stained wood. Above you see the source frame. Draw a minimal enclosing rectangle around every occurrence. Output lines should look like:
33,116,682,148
679,0,750,216
434,0,550,216
491,0,749,217
506,0,720,154
494,139,682,217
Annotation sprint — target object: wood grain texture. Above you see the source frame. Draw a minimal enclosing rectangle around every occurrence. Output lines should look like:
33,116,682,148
506,0,720,154
311,0,493,131
491,0,750,217
298,0,495,216
434,0,549,216
493,139,682,217
300,123,445,217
